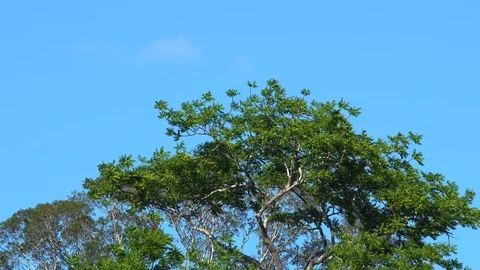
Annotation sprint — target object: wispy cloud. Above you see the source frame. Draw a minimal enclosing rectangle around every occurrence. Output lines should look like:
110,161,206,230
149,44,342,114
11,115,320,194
138,34,198,62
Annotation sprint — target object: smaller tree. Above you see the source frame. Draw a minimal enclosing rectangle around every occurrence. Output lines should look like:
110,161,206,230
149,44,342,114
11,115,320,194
0,194,95,269
0,194,183,270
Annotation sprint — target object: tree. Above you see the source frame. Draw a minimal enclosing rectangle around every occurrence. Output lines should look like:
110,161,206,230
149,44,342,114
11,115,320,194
0,193,96,269
4,79,478,269
0,193,183,270
85,79,480,269
83,79,480,269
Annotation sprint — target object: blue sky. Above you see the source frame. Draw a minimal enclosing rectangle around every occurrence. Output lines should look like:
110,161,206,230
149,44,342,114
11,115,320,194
1,1,479,267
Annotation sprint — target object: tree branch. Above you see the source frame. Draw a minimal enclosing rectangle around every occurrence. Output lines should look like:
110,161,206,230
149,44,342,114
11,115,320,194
191,226,265,269
305,251,333,270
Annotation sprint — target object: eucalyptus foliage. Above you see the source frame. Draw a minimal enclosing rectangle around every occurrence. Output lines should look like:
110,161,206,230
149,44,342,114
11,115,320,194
0,194,182,270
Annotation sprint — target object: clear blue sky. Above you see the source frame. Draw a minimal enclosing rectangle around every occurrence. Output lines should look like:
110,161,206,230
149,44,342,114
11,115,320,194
1,1,479,267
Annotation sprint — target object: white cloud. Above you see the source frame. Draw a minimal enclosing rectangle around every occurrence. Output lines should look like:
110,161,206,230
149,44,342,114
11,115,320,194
138,34,198,62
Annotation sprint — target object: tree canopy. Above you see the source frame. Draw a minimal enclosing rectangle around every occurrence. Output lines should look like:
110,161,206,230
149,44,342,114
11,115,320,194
2,79,479,269
0,193,182,269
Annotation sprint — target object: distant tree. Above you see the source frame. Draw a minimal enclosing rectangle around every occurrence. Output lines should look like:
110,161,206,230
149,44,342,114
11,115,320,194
0,194,182,270
0,193,96,269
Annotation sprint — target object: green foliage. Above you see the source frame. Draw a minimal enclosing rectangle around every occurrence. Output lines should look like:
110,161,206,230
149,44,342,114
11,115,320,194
0,194,96,269
0,194,183,270
73,226,183,270
2,79,479,269
83,79,480,269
